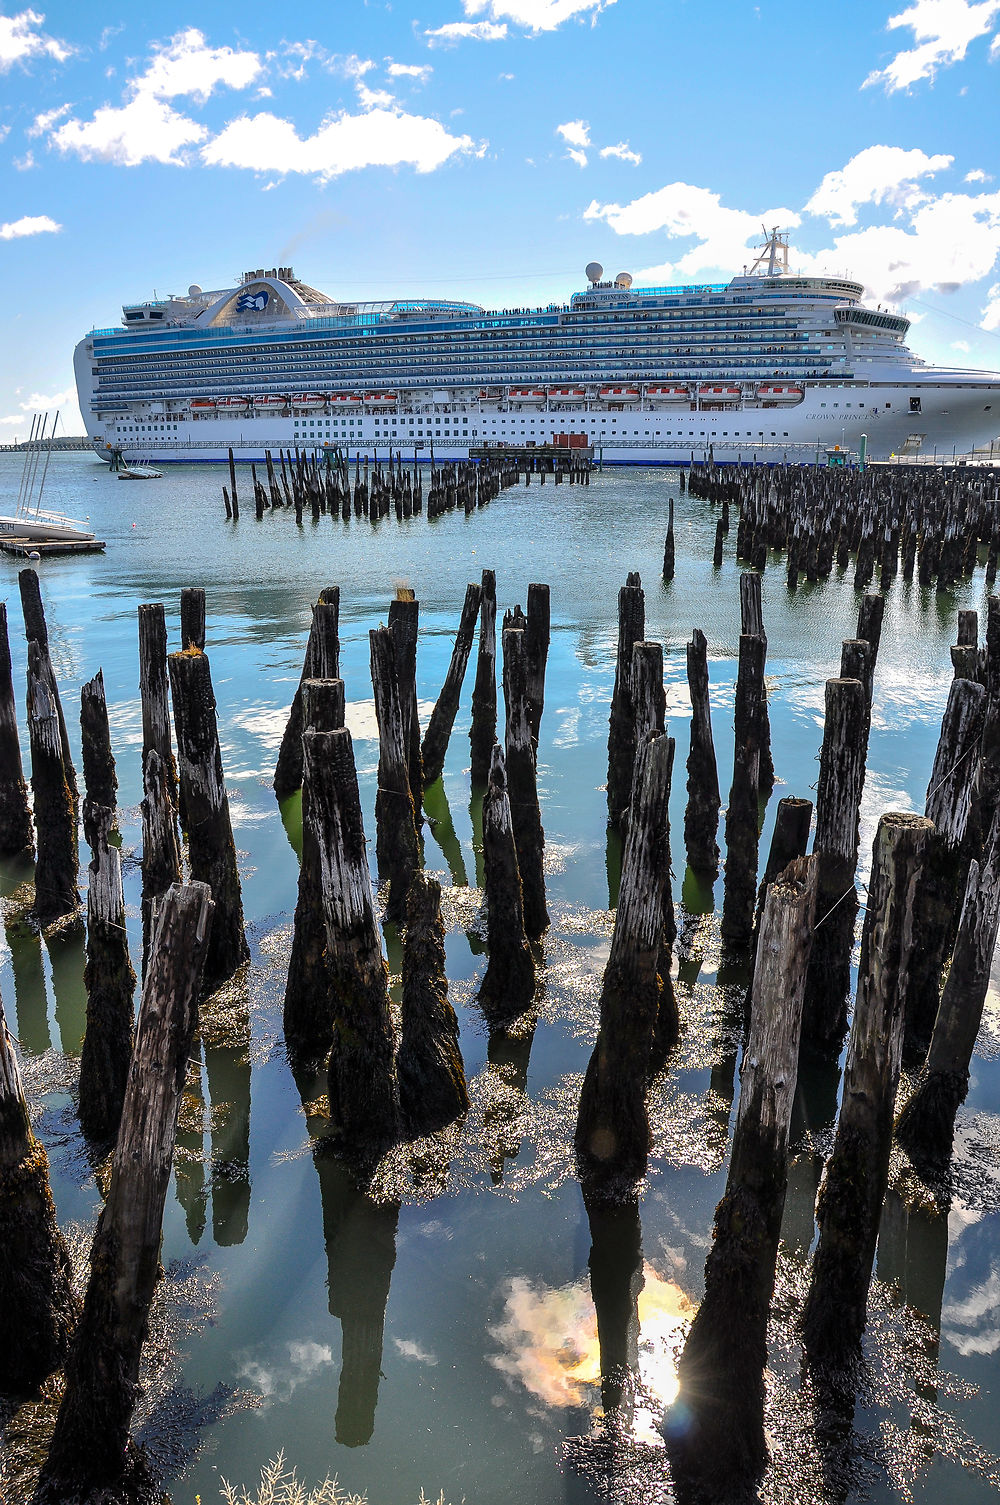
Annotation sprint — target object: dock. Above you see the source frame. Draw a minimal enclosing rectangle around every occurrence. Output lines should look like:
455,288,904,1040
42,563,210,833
0,537,106,557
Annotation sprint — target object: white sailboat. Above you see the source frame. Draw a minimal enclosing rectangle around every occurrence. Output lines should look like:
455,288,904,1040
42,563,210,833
0,412,96,542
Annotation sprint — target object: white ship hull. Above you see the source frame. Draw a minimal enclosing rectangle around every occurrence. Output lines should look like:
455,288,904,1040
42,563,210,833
82,370,999,466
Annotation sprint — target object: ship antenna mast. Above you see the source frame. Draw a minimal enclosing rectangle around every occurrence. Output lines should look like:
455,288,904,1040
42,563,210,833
748,225,790,278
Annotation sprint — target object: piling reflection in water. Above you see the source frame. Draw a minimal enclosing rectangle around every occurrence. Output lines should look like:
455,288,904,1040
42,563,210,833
201,994,252,1248
47,919,87,1056
175,1042,207,1246
4,910,51,1055
483,1022,536,1186
423,777,469,891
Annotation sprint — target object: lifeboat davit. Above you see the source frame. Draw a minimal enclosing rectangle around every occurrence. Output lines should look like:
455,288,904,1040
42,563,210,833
217,395,249,408
646,384,690,402
189,398,216,410
756,384,803,402
509,386,547,403
698,384,742,403
548,385,587,400
599,385,640,401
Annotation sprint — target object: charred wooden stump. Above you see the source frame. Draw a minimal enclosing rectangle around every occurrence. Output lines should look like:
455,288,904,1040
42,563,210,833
370,626,420,924
180,586,206,651
80,668,117,850
469,569,498,786
800,813,931,1366
140,748,181,980
389,595,423,803
274,589,341,800
479,743,536,1030
397,870,469,1137
0,989,78,1394
19,569,77,813
421,582,482,786
37,882,213,1501
525,582,550,749
670,855,817,1491
26,641,78,924
138,602,177,811
802,677,868,1056
896,810,1000,1169
740,572,774,799
575,732,672,1198
721,633,765,948
284,678,346,1062
751,795,813,952
631,641,678,1056
168,648,249,990
503,625,548,939
304,728,398,1155
79,804,136,1144
607,574,645,831
0,601,33,859
903,676,987,1062
684,626,721,875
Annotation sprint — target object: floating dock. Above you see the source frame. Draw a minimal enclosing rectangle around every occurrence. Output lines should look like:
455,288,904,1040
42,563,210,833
0,537,106,557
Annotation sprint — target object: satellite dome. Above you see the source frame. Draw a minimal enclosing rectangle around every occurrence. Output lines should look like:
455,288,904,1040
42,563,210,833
585,262,603,284
188,284,203,296
615,272,633,289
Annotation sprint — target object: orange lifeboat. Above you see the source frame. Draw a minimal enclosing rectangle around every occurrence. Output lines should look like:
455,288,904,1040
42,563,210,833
599,385,640,401
646,384,690,402
547,385,586,400
189,398,216,410
698,384,741,403
217,395,249,408
508,386,547,403
252,395,288,408
364,391,397,404
756,384,803,402
326,393,361,407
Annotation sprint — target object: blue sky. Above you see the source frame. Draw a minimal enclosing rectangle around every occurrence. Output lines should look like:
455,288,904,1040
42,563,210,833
2,0,1000,436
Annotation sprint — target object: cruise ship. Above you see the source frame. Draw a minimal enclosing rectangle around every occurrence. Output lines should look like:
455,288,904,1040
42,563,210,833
74,231,1000,465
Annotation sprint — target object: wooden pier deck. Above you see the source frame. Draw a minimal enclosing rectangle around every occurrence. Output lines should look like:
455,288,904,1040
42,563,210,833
0,537,106,557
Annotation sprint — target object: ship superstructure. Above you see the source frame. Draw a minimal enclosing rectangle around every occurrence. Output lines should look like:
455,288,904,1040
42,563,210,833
74,232,1000,464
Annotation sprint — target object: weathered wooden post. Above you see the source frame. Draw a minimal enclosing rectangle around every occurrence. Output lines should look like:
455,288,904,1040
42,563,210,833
80,668,117,850
304,728,398,1154
720,633,765,946
670,856,817,1491
0,988,78,1393
904,676,986,1061
139,749,181,979
138,602,177,810
284,678,346,1061
502,624,548,938
662,496,676,581
79,804,136,1144
0,601,33,859
684,626,721,874
397,870,470,1137
36,883,213,1502
388,594,423,803
801,677,868,1055
19,568,77,810
740,571,774,797
180,586,206,651
751,795,813,949
478,743,536,1030
525,582,550,748
607,573,644,830
26,640,78,924
168,648,249,990
470,569,498,786
800,813,931,1365
896,811,1000,1168
575,732,672,1197
421,581,482,786
631,640,679,1054
370,625,421,923
274,588,341,799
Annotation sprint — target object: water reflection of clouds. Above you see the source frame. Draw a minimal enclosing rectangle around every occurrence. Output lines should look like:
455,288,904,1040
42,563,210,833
393,1337,438,1366
942,1209,1000,1358
236,1338,335,1401
488,1265,691,1424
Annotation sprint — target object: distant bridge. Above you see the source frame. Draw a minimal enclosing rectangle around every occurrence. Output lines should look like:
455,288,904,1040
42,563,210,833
0,436,92,452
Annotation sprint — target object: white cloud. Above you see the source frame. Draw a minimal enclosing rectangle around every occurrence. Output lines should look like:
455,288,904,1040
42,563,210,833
47,27,264,166
983,282,1000,330
203,106,479,179
0,386,79,434
0,8,70,71
585,181,800,278
952,338,972,350
864,0,1000,91
28,101,71,136
556,118,590,147
462,0,616,29
966,167,991,182
425,20,509,43
566,147,588,167
806,145,953,226
0,213,61,239
387,61,433,81
600,140,641,165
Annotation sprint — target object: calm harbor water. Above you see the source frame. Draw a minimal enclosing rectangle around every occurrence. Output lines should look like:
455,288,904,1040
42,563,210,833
2,452,1000,1504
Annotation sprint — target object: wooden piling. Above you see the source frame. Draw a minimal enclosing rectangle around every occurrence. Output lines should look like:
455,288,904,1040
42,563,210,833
168,648,249,990
421,581,482,787
740,572,774,798
26,640,78,924
525,582,550,749
274,588,341,800
79,805,136,1144
478,743,536,1030
752,795,813,948
0,988,78,1394
303,728,398,1154
397,870,469,1138
684,626,721,874
19,568,78,813
370,625,421,924
180,586,206,651
228,447,239,519
575,732,673,1197
607,573,645,830
0,601,33,859
469,569,497,786
37,882,213,1501
80,668,117,850
388,594,423,802
670,856,817,1491
502,625,548,939
662,496,675,581
140,748,181,979
800,813,931,1365
138,602,177,810
720,633,766,947
284,678,346,1061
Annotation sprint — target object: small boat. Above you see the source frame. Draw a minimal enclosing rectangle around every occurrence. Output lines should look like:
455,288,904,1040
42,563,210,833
646,384,691,402
698,384,742,403
0,509,95,541
364,391,397,404
509,386,547,403
252,395,288,409
548,385,587,400
756,384,804,403
190,398,216,411
217,395,250,409
599,385,640,401
117,465,162,480
326,393,361,407
2,409,97,542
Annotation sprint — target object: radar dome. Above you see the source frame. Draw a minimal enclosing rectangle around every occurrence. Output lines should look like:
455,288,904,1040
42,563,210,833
585,262,603,284
188,284,203,296
615,272,633,289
